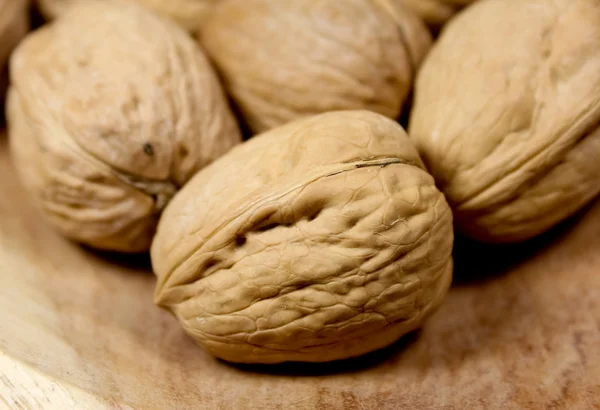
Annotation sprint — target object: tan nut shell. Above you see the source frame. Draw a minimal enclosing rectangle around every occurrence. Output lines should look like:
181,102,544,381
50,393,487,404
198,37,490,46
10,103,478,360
409,0,600,243
151,110,454,364
0,0,29,98
7,0,241,252
200,0,432,133
398,0,476,29
37,0,218,34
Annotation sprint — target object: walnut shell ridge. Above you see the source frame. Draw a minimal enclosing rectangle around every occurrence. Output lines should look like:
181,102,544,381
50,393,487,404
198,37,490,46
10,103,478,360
409,0,600,243
7,0,241,252
151,110,454,364
200,0,432,133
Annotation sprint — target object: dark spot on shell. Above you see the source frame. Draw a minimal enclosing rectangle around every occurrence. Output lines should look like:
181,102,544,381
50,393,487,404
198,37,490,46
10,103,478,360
203,258,220,271
235,235,247,246
307,209,322,222
178,145,189,158
143,143,154,157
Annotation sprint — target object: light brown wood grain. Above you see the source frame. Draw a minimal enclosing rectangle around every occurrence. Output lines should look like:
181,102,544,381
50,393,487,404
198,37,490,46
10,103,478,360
0,133,598,410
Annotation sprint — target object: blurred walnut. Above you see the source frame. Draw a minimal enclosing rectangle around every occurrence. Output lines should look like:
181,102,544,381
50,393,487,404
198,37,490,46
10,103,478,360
409,0,600,242
200,0,432,133
398,0,477,29
151,110,453,364
0,0,28,100
36,0,219,34
8,0,241,252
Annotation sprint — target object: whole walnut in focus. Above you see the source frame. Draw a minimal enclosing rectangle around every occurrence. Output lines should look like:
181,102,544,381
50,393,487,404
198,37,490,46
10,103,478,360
8,0,241,252
151,110,454,364
200,0,432,133
0,0,28,100
36,0,219,34
409,0,600,243
398,0,477,29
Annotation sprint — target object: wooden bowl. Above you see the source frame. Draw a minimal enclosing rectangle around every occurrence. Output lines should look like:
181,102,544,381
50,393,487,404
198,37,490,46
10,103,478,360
1,134,599,410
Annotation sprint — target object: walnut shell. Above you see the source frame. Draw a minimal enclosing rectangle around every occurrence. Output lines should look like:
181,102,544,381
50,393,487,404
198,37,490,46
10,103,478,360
409,0,600,243
0,0,29,99
151,110,454,364
398,0,476,29
200,0,432,133
7,0,241,252
36,0,218,34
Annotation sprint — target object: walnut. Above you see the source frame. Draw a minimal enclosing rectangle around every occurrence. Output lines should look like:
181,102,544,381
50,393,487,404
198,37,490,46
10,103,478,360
151,110,454,364
409,0,600,242
7,0,241,252
36,0,219,34
199,0,432,133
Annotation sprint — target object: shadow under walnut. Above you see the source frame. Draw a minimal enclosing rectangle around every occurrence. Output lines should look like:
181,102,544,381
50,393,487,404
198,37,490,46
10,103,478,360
451,197,599,286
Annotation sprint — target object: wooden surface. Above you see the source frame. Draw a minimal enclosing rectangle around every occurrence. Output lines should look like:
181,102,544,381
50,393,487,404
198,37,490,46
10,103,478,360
0,134,599,410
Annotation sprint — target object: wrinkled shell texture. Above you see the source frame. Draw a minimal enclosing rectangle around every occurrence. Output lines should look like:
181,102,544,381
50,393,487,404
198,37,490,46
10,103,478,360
8,0,241,252
398,0,476,28
200,0,432,133
409,0,600,243
37,0,219,33
0,0,29,97
152,111,454,364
